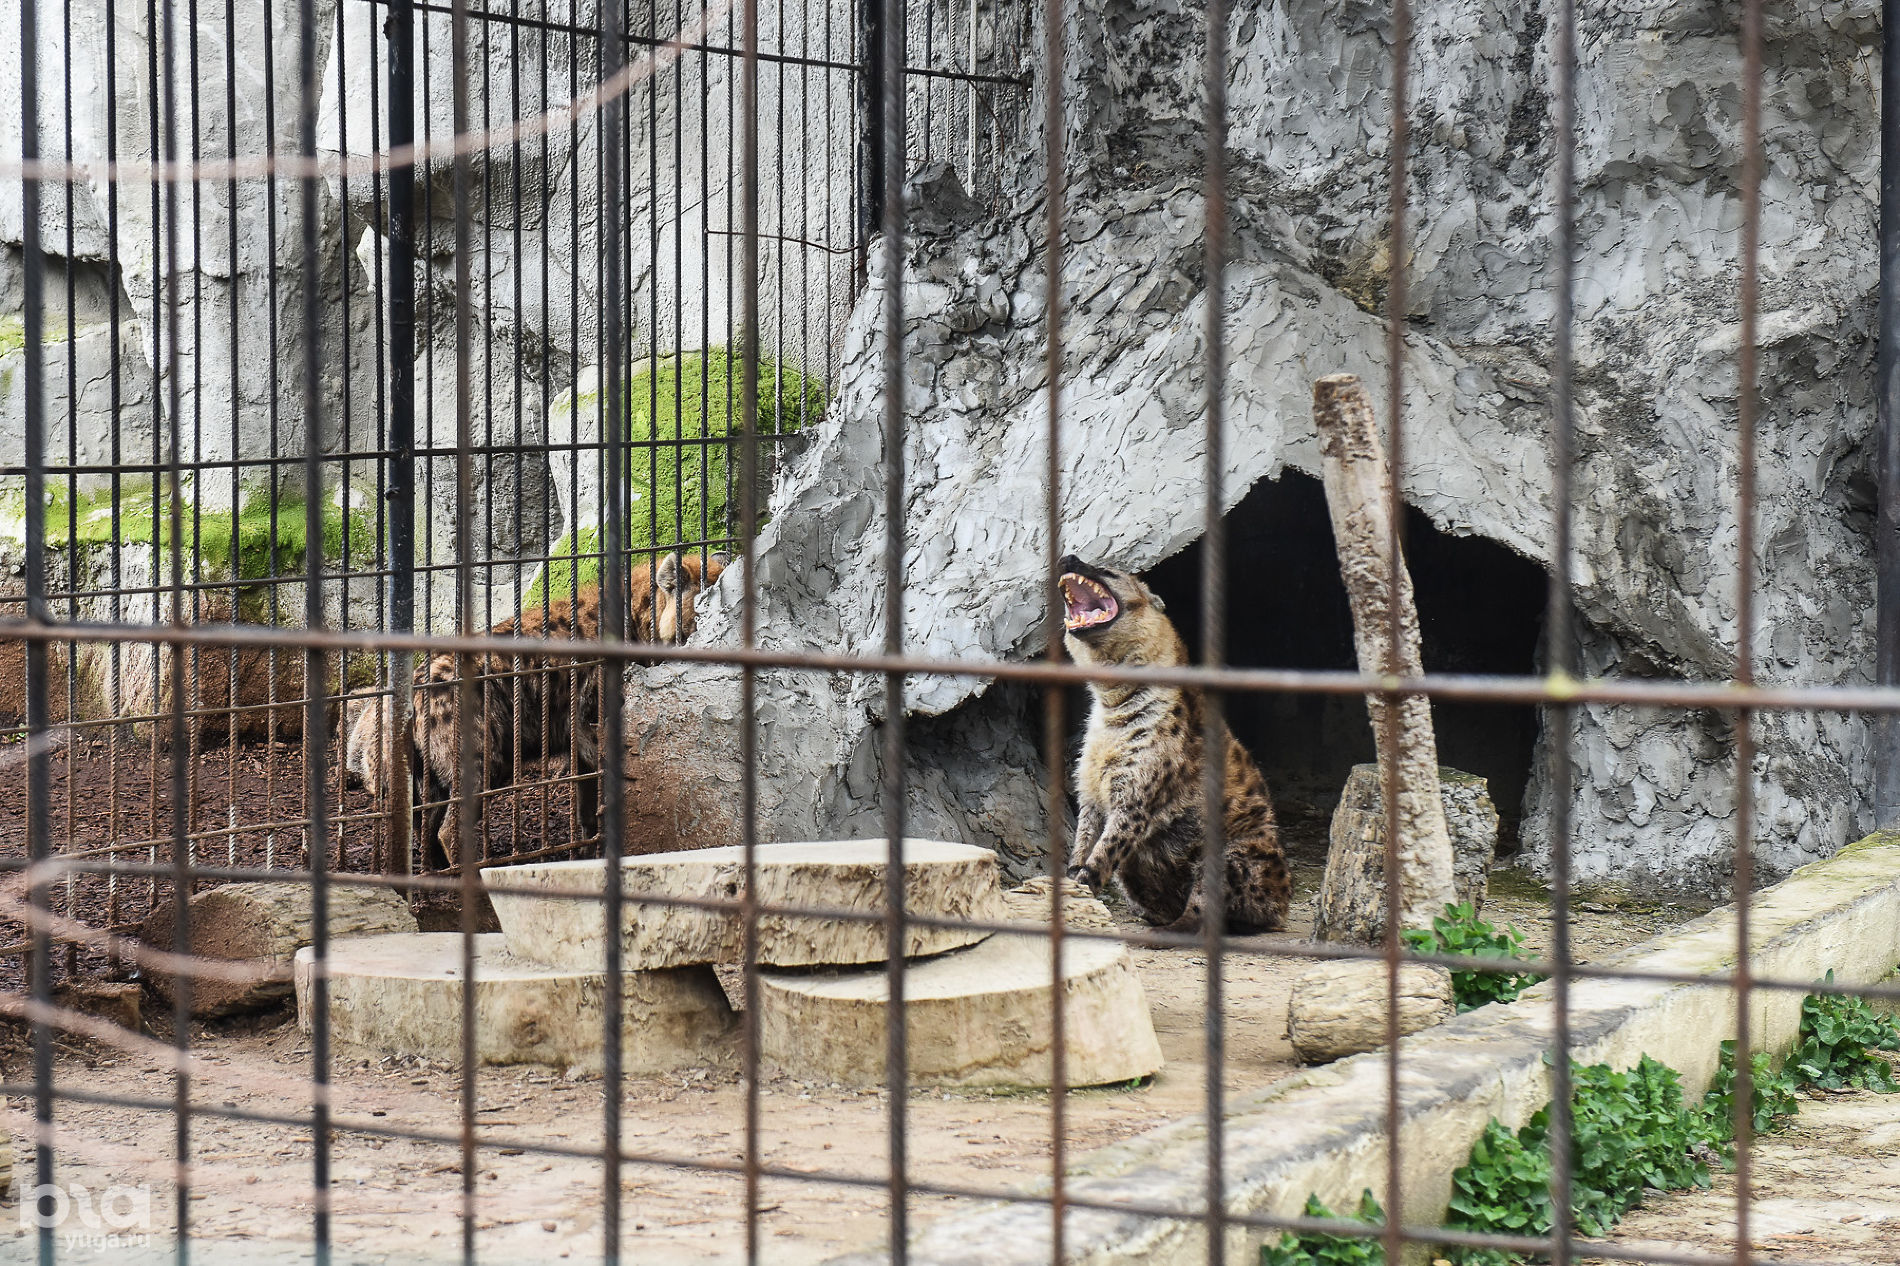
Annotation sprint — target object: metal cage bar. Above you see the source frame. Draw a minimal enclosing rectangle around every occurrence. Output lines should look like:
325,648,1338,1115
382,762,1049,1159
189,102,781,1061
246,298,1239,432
0,0,1870,1262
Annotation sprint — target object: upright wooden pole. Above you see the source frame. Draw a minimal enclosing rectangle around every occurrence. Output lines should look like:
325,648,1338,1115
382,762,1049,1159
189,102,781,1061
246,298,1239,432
1311,373,1457,939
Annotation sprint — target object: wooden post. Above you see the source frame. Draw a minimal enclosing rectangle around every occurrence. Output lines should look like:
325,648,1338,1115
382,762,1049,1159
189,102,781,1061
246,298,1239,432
1310,373,1457,939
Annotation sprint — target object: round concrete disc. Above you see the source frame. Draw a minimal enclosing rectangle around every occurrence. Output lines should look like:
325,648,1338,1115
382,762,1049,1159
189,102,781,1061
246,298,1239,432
294,932,733,1074
757,931,1163,1088
485,839,1005,971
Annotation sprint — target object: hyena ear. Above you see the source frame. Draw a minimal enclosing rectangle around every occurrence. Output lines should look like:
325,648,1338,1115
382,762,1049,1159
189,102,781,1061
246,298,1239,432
709,550,731,570
1146,584,1166,615
655,551,682,593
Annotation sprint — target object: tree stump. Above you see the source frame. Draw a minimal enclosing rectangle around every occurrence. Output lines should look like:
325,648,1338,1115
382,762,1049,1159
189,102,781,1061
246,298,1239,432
139,882,417,1017
1312,374,1457,938
1285,960,1454,1064
1314,765,1500,943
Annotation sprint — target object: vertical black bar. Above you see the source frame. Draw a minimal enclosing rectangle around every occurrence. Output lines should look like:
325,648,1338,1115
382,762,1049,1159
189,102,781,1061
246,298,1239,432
1876,0,1900,828
740,0,764,1256
878,0,908,1249
857,0,884,267
599,0,630,1260
1041,0,1068,1251
449,0,480,1259
158,0,196,1250
1545,0,1578,1259
298,0,332,1253
18,0,56,1256
1733,0,1766,1261
387,0,419,880
1200,0,1229,1257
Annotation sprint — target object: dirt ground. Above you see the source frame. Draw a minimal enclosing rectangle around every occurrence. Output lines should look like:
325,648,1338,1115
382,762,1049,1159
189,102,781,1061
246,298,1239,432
1580,1090,1900,1265
0,863,1708,1265
0,733,611,988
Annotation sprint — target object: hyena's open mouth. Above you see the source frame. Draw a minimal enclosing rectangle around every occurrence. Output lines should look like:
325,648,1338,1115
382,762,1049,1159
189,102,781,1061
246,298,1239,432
1060,573,1118,632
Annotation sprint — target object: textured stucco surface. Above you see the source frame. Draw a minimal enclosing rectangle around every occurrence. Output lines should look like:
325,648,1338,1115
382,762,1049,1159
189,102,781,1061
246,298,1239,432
644,0,1884,894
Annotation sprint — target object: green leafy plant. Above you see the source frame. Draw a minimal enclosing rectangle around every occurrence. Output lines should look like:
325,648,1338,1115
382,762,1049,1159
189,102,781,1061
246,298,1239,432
1436,977,1900,1264
1443,1057,1717,1264
1562,1057,1714,1233
1442,1118,1551,1266
1698,1039,1800,1143
1261,1191,1386,1266
1400,903,1545,1012
1783,973,1900,1092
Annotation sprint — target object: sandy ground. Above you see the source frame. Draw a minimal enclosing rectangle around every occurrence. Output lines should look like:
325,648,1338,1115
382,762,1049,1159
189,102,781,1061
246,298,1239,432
0,864,1697,1265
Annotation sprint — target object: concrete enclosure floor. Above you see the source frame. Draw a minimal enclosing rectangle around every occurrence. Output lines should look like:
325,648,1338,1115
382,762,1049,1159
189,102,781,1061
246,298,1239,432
0,867,1700,1264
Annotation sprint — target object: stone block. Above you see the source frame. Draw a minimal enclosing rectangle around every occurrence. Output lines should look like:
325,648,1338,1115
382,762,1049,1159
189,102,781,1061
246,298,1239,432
758,930,1162,1088
1315,764,1500,944
294,932,734,1074
486,839,1004,972
141,881,417,1017
1001,875,1116,931
1285,960,1455,1064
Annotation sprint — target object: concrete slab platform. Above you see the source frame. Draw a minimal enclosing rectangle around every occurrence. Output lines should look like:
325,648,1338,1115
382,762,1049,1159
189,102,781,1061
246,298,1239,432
294,933,734,1074
485,839,1004,971
758,930,1163,1088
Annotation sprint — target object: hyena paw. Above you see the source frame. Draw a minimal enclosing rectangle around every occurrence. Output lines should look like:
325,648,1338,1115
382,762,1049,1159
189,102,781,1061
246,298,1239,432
1066,864,1101,893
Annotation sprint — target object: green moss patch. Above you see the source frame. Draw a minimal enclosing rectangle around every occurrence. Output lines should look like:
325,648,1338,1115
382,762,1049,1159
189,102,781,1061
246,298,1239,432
7,481,376,582
0,313,75,359
532,347,824,605
530,526,604,609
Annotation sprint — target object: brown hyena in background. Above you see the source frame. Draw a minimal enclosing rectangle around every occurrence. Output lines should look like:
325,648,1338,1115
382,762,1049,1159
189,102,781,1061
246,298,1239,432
1057,555,1291,934
409,550,726,869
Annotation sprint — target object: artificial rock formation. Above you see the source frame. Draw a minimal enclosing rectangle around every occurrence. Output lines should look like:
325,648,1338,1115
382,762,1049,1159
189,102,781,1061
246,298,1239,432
295,933,735,1073
140,881,417,1017
628,0,1883,899
484,839,1004,972
4,0,1884,899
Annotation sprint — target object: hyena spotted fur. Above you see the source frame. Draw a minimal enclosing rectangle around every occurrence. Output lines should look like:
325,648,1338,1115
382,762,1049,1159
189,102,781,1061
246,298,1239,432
1058,555,1291,934
410,550,726,869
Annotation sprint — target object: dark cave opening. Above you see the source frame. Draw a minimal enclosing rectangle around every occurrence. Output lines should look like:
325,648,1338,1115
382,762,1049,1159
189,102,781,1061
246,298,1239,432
1135,470,1548,862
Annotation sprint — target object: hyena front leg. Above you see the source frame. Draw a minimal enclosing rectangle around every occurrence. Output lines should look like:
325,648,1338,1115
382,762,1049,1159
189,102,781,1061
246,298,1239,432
1068,765,1175,893
572,726,601,842
1069,806,1160,895
412,736,455,873
1066,800,1106,877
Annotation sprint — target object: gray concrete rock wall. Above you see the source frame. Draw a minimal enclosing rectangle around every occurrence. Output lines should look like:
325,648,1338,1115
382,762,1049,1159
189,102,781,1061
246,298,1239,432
650,0,1885,896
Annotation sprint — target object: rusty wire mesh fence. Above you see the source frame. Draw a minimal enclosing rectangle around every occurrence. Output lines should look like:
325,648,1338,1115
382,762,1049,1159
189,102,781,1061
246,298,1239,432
0,0,1895,1261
